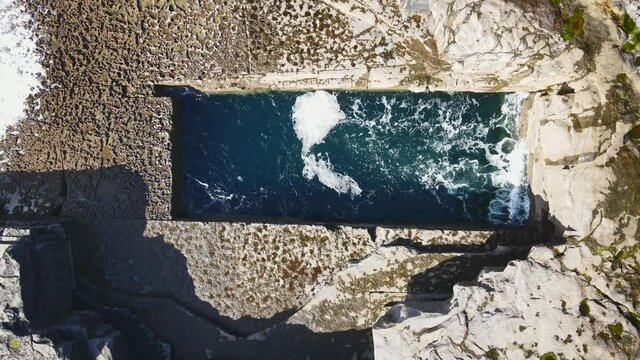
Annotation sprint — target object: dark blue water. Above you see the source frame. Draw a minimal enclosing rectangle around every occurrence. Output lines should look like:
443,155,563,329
171,89,529,226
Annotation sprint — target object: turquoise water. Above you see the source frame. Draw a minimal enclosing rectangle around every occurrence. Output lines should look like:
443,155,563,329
171,89,529,226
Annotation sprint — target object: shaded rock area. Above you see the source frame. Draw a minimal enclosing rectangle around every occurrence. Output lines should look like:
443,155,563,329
70,219,374,336
0,167,149,219
0,164,551,359
0,222,142,360
64,212,542,358
1,210,542,359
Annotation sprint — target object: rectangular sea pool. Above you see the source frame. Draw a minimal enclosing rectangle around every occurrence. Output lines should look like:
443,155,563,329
170,89,529,226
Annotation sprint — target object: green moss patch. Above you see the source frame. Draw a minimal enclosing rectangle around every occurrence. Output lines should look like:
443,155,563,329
618,13,640,53
547,1,584,42
607,322,624,340
613,243,640,263
622,13,638,34
579,299,591,316
7,337,20,351
486,348,500,360
547,1,607,69
561,8,585,41
540,352,557,360
629,124,640,140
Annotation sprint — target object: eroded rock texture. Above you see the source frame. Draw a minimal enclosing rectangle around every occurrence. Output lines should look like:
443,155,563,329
373,247,640,359
374,1,640,358
0,0,639,359
73,220,373,336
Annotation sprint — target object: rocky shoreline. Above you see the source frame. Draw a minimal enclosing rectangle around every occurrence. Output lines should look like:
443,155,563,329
0,0,639,359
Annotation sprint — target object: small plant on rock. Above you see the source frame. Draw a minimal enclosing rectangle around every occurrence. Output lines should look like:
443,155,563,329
607,322,624,340
540,352,557,360
579,299,591,316
561,8,585,41
486,348,500,360
7,337,20,351
619,13,640,53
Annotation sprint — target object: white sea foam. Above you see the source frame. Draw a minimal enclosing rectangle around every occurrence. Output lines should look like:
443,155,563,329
188,175,245,212
302,154,362,196
0,0,43,137
292,91,346,151
290,91,528,221
414,95,480,193
400,92,530,224
486,92,530,225
292,91,362,196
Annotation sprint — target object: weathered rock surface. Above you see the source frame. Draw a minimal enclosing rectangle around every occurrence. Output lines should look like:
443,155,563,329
187,0,584,92
282,245,530,334
373,246,640,359
73,220,374,335
617,0,640,25
373,2,640,359
0,0,639,359
528,75,637,238
64,223,535,359
526,0,640,314
397,0,584,91
241,228,536,335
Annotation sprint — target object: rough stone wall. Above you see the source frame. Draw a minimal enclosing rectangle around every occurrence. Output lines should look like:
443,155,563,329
374,247,640,359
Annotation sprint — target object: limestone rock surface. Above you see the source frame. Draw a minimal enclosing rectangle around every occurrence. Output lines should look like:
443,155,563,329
373,246,640,360
253,229,533,335
618,0,640,25
78,220,374,335
187,0,585,92
397,0,584,91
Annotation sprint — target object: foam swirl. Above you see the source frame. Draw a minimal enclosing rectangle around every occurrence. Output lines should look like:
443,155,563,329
292,91,362,197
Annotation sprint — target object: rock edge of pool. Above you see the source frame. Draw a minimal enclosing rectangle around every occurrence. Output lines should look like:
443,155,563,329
0,1,639,360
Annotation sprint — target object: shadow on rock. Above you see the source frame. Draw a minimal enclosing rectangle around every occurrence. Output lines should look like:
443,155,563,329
403,194,566,296
0,166,374,360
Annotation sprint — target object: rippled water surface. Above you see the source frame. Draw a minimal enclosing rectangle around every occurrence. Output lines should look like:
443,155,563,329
172,90,529,225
